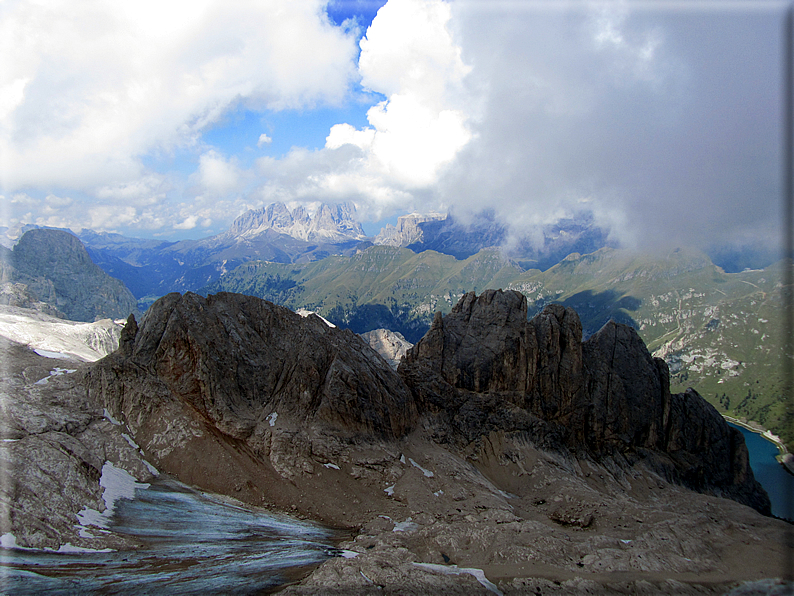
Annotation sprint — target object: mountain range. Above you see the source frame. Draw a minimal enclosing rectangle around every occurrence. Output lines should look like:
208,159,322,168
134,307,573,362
202,244,791,449
74,202,371,306
4,288,785,593
2,204,788,448
2,202,616,309
1,228,790,592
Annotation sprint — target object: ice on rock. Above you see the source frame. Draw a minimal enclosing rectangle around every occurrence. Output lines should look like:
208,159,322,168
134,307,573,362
77,462,150,530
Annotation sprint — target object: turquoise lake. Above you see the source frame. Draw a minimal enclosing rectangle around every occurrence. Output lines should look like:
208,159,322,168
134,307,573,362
731,423,794,521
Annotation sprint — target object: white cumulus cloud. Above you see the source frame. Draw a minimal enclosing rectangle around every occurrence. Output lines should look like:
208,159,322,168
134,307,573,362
0,0,359,192
323,0,473,191
195,150,247,196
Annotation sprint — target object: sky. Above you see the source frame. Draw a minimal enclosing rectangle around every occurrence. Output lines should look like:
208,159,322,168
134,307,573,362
0,0,788,259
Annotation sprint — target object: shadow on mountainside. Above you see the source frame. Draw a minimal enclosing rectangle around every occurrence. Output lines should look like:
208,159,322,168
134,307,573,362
327,303,431,344
530,289,641,339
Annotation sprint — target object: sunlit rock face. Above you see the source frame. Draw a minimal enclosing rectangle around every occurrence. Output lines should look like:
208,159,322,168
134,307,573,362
0,337,153,552
360,328,413,369
399,289,770,514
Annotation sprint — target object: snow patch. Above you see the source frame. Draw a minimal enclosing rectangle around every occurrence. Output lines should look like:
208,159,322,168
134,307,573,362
399,454,406,464
33,348,70,360
121,433,140,450
384,484,395,496
339,550,359,558
413,563,503,595
266,412,278,427
142,460,160,476
103,409,122,425
77,462,150,530
296,309,336,328
0,533,18,549
34,367,77,384
323,462,340,470
393,518,418,533
409,457,434,477
0,309,122,362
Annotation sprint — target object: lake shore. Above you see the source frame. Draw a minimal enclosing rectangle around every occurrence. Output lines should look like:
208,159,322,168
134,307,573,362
722,415,794,476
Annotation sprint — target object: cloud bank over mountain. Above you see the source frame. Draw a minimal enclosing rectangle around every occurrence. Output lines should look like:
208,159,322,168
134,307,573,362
0,0,784,259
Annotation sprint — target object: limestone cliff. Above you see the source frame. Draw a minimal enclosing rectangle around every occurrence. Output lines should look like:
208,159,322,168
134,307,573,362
360,328,413,369
84,292,417,498
1,229,138,322
399,289,770,514
86,288,769,515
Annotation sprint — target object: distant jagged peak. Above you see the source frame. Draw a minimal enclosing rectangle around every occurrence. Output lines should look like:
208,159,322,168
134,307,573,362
227,201,367,243
373,211,447,247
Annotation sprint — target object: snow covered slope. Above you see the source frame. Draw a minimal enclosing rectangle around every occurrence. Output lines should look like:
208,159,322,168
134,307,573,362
0,305,123,362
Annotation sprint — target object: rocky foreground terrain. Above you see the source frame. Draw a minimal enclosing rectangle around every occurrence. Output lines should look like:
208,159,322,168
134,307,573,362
2,290,791,594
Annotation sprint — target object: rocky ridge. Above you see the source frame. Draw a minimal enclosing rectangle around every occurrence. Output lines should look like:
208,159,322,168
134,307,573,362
8,289,786,593
360,328,413,369
84,290,769,515
399,290,768,513
227,201,367,244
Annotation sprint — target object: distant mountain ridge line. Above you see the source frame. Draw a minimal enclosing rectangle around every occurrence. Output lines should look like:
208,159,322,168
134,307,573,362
1,202,616,303
3,209,786,448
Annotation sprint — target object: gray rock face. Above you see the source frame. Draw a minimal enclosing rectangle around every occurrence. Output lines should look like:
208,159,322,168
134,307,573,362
0,282,65,317
360,328,413,369
399,289,770,514
227,201,366,243
84,288,769,517
1,229,138,322
0,337,153,551
86,291,417,447
8,286,789,596
373,212,445,247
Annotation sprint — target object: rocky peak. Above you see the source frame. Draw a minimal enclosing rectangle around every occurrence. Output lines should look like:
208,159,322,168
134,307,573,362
86,288,769,516
373,212,446,247
88,291,416,442
2,229,138,322
14,228,95,273
227,201,366,243
400,289,770,514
